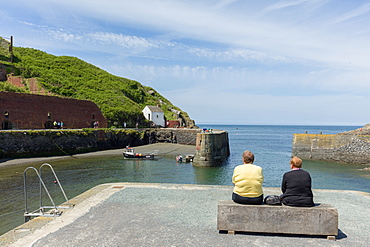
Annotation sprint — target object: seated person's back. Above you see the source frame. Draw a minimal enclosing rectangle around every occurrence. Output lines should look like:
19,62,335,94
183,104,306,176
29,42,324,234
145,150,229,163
281,157,314,207
232,150,264,205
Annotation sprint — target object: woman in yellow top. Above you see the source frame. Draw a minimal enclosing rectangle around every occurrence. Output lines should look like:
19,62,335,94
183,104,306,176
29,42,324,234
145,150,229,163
232,150,264,204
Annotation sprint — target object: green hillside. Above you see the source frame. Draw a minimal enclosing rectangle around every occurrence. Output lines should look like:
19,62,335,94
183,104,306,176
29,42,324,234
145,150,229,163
0,40,195,128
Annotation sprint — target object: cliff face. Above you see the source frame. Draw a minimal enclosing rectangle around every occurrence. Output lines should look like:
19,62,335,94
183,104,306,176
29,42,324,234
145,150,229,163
292,124,370,164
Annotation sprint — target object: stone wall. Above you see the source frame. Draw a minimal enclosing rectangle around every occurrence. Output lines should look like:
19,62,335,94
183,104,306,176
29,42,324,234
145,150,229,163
292,133,370,164
148,128,200,145
0,128,200,158
192,130,230,167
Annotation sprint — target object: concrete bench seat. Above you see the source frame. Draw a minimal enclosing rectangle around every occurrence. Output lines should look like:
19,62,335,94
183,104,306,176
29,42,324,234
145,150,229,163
217,200,338,240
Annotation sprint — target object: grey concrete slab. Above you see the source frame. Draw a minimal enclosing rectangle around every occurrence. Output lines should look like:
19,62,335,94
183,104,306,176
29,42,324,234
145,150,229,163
2,183,370,247
217,201,338,236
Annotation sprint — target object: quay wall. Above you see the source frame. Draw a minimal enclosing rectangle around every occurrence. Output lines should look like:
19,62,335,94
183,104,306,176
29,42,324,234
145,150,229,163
292,133,370,164
149,128,200,145
0,128,201,158
192,130,230,167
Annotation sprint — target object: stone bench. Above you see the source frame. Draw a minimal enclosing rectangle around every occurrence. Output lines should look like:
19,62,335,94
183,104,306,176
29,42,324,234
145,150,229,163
217,200,338,240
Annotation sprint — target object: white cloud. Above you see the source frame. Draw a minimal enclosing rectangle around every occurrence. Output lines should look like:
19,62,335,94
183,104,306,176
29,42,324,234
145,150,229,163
9,1,370,68
212,0,240,10
3,0,370,125
187,48,291,63
60,1,370,69
47,30,81,42
264,0,310,12
108,62,370,99
333,2,370,24
87,33,160,49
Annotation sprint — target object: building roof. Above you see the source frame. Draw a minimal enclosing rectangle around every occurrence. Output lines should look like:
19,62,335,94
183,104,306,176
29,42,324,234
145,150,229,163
144,105,164,113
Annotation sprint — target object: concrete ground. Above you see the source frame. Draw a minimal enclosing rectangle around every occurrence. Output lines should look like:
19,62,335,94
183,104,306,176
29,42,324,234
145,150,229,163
1,183,369,247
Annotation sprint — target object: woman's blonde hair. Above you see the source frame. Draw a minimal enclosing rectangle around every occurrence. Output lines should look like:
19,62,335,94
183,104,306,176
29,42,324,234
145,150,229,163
290,156,302,168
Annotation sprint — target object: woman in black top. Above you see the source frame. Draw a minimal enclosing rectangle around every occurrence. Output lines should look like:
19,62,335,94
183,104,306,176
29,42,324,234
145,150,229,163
281,156,314,207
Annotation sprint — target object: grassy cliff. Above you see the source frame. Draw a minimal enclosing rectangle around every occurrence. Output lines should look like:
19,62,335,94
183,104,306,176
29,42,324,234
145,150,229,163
0,39,195,128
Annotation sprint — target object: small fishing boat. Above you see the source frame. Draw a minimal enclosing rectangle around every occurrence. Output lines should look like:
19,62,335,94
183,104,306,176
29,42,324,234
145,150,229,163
176,155,183,162
176,154,194,163
123,147,155,160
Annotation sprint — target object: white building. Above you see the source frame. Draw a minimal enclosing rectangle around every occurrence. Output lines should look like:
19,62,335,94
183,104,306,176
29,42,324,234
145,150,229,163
142,105,165,127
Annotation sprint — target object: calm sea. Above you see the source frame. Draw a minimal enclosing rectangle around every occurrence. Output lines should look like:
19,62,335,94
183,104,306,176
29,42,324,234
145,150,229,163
0,124,369,235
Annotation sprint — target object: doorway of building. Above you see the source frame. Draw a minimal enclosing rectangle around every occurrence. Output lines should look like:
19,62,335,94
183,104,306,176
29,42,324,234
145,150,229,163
44,121,53,129
1,121,12,130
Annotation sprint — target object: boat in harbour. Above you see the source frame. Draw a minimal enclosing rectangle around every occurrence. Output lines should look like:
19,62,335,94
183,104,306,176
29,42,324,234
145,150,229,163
123,147,155,160
176,154,194,163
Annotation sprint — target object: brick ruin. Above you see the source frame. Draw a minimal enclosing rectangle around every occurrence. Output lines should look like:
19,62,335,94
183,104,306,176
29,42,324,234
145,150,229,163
0,91,107,129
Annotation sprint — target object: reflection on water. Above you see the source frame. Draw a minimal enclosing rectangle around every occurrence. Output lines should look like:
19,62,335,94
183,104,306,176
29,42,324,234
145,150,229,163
303,160,370,192
193,166,231,185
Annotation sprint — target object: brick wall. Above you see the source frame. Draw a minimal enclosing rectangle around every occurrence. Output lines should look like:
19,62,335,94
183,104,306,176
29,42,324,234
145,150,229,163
0,92,107,129
6,74,24,87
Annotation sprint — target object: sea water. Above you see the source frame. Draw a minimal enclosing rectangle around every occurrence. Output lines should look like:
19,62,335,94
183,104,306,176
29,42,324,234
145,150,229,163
0,125,369,235
206,125,370,191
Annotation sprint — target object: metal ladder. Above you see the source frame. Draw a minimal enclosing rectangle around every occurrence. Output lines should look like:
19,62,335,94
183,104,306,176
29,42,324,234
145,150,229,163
23,163,72,222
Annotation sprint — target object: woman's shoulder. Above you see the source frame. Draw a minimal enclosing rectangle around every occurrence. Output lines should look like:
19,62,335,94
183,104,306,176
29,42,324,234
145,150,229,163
296,169,310,174
235,163,262,169
251,163,262,168
255,164,263,170
249,163,263,171
233,164,245,170
285,169,310,176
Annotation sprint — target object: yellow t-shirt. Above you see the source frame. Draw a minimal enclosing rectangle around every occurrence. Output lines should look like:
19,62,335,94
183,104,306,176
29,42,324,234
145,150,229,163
232,163,264,197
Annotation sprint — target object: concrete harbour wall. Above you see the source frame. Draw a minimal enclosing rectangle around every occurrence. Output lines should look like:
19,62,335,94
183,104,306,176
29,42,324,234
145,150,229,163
192,129,230,167
292,133,370,164
149,128,200,145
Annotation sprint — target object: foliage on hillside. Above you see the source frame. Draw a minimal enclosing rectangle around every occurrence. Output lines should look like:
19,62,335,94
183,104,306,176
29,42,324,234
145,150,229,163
0,43,192,127
0,81,28,93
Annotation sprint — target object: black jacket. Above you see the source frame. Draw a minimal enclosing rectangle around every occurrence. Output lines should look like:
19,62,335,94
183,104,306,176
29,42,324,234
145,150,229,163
281,169,314,207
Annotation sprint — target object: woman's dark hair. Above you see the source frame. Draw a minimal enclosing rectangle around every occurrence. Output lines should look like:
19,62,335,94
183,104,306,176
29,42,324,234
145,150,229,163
242,150,254,164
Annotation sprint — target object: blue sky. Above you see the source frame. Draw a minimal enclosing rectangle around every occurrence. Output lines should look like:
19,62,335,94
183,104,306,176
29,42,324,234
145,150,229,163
1,0,370,126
